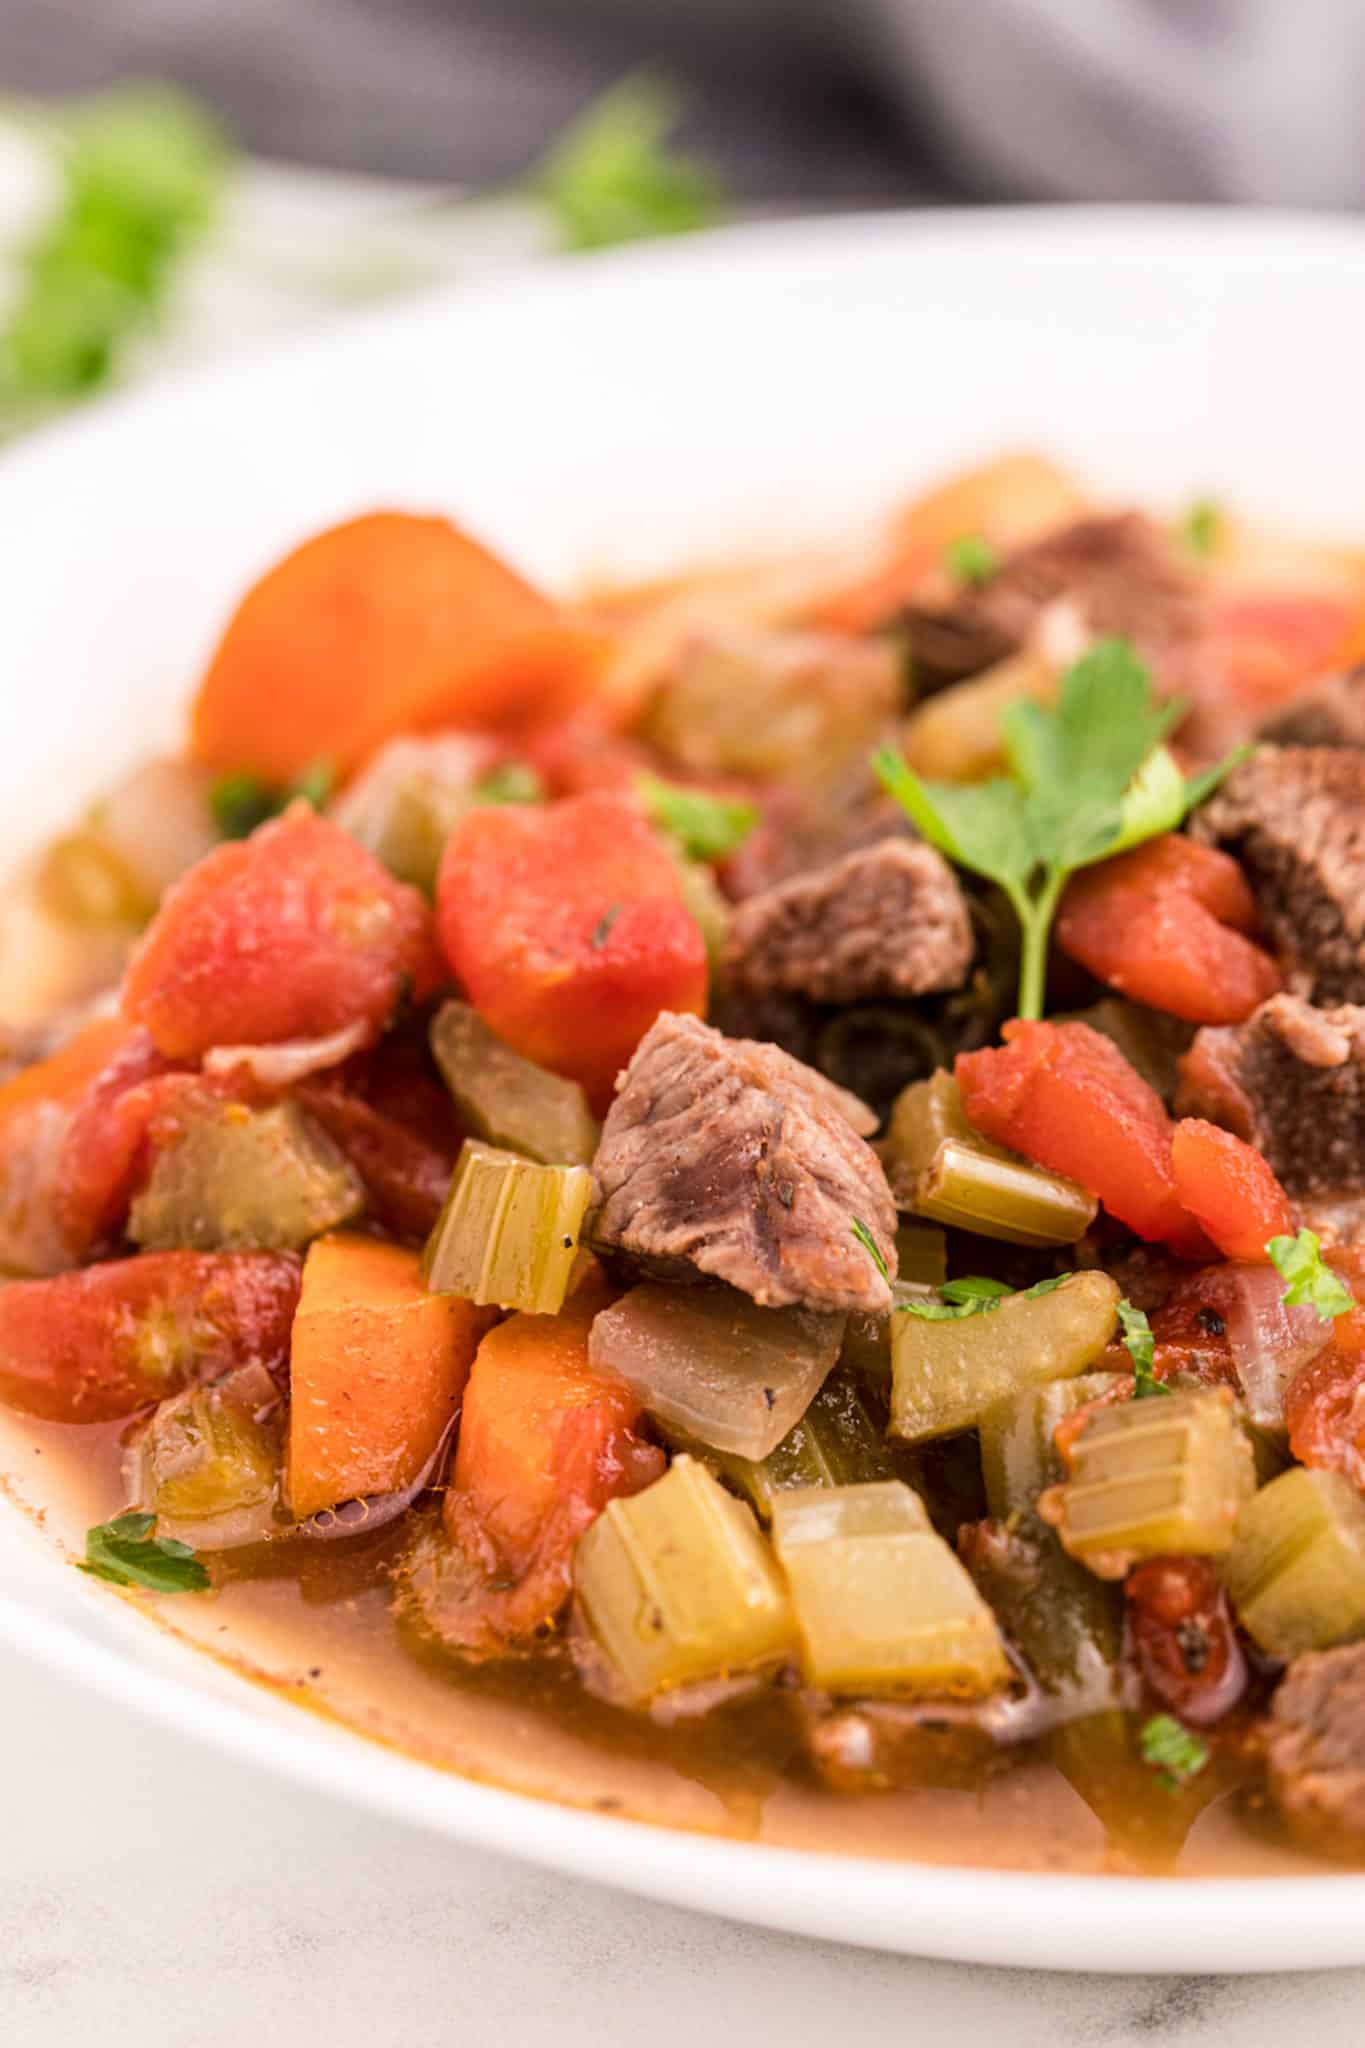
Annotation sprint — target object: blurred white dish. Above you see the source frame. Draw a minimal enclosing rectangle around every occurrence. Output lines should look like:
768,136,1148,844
1,208,1364,1972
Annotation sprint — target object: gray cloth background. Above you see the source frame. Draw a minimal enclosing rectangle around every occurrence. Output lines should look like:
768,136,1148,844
2,0,1362,206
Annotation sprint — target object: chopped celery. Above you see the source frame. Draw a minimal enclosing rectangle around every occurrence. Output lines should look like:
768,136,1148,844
895,1222,948,1288
842,1282,936,1384
662,1370,895,1520
1053,1387,1255,1574
430,1000,598,1165
330,735,487,894
979,1372,1125,1521
1224,1466,1365,1660
587,1282,844,1461
889,1271,1119,1444
128,1101,365,1252
574,1455,796,1701
422,1138,592,1314
884,1071,1097,1245
36,829,154,930
124,1362,282,1550
771,1480,1011,1697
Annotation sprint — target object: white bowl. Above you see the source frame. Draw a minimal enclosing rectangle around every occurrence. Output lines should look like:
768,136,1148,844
2,207,1363,1973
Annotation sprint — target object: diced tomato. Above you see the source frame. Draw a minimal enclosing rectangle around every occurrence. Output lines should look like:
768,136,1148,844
437,791,708,1110
519,714,658,798
0,1018,145,1273
295,1082,453,1241
1056,836,1281,1026
51,1033,191,1257
1124,1556,1247,1726
1201,591,1359,715
1286,1347,1365,1491
1169,1119,1294,1263
123,805,443,1059
955,1019,1212,1256
1145,1265,1241,1390
0,1251,301,1422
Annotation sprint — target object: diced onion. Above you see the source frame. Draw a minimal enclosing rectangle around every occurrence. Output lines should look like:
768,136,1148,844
1223,1263,1330,1429
202,1019,372,1087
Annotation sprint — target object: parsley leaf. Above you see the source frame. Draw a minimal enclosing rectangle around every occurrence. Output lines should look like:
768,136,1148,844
638,773,757,864
875,638,1242,1018
851,1216,890,1284
471,762,545,807
77,1511,210,1594
1267,1228,1354,1323
899,1273,1067,1321
0,85,231,427
209,758,336,840
1139,1712,1209,1791
1181,498,1223,559
944,533,1000,586
1118,1296,1169,1399
530,75,726,252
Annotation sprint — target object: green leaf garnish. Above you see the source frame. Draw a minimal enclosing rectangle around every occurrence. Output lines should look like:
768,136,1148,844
1267,1228,1354,1323
875,637,1243,1018
851,1216,890,1284
209,758,336,840
0,85,231,427
471,762,545,807
899,1273,1067,1321
1181,498,1223,559
77,1511,210,1594
1118,1297,1169,1399
1139,1712,1209,1791
944,533,1000,586
530,75,726,253
638,773,757,864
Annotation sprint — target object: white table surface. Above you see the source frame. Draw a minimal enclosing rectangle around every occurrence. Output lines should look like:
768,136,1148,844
3,155,1365,2046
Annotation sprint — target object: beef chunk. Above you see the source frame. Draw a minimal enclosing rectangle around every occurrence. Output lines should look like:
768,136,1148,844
902,512,1204,694
797,1690,1016,1794
1261,667,1365,750
1264,1642,1365,1859
1177,994,1365,1201
1195,747,1365,1004
723,838,973,1006
590,1012,896,1314
721,781,911,902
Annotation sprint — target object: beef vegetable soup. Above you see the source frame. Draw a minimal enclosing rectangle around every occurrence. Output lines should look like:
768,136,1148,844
7,451,1365,1876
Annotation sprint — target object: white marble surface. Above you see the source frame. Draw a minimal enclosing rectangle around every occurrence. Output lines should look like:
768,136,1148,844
0,1643,1362,2048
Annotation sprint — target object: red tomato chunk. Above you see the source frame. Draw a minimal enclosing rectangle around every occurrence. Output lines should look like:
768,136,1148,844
1169,1118,1294,1263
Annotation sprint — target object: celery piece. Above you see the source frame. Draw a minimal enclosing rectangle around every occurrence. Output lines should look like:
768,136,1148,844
771,1480,1011,1697
574,1455,796,1701
884,1070,1097,1246
422,1138,592,1315
330,735,486,894
979,1372,1125,1520
36,828,155,930
895,1222,948,1289
842,1282,936,1384
1054,1387,1255,1573
587,1282,844,1462
663,1370,895,1521
1224,1466,1365,1661
889,1270,1119,1444
671,850,731,981
430,1000,599,1166
124,1362,282,1550
128,1101,365,1253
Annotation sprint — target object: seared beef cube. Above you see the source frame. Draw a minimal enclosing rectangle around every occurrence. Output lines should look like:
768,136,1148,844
1177,994,1365,1200
1265,1643,1365,1859
1261,668,1365,750
902,512,1204,694
590,1012,896,1315
1195,747,1365,1004
721,781,910,902
644,627,902,791
724,838,973,1006
797,1690,1012,1794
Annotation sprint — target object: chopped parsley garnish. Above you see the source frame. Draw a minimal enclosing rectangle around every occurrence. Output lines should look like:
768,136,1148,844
1267,1228,1354,1323
874,638,1243,1019
1118,1296,1169,1399
899,1273,1066,1322
1181,498,1223,559
530,74,726,253
471,761,544,807
638,773,757,864
944,533,1000,586
209,758,336,839
77,1512,209,1594
851,1216,890,1283
1139,1713,1209,1791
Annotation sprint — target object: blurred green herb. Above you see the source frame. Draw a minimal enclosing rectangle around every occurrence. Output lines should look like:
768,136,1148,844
1181,498,1223,559
1268,1227,1354,1323
530,75,726,252
1118,1296,1169,1398
210,757,335,839
638,772,757,863
470,761,545,807
944,533,1000,586
1139,1713,1208,1791
899,1274,1066,1322
0,83,231,427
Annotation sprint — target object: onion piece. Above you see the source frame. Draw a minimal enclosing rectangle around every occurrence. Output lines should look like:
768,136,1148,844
297,1418,458,1542
202,1019,372,1088
588,1282,845,1462
1224,1263,1331,1429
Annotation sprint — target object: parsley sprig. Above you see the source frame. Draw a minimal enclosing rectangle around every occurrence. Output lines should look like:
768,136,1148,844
899,1273,1066,1322
78,1511,209,1593
875,639,1241,1019
1117,1297,1170,1399
944,533,999,587
1267,1228,1354,1323
209,758,336,840
851,1216,890,1284
1140,1713,1209,1791
530,75,725,252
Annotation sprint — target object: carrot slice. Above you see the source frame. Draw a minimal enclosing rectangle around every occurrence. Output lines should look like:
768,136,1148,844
0,1015,134,1139
286,1233,489,1517
190,512,610,784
